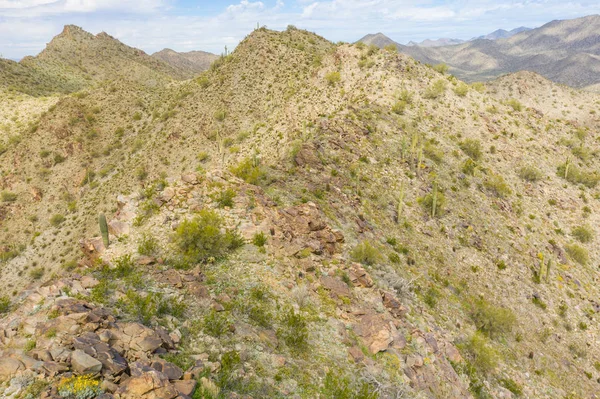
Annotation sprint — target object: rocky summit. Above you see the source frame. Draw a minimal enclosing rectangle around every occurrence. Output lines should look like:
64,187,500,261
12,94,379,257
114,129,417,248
1,23,600,399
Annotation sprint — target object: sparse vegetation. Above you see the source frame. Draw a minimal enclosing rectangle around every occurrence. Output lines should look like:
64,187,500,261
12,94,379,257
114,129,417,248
350,241,381,265
173,210,244,264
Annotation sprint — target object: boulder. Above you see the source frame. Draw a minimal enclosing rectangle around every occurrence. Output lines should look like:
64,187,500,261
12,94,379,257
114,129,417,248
173,380,197,396
116,369,178,399
71,349,103,374
108,220,130,237
0,357,24,379
150,359,183,380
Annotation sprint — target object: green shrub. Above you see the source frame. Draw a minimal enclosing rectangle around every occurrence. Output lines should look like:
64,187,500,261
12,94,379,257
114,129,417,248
572,225,594,243
49,214,65,227
469,298,516,338
230,157,266,185
565,243,589,265
30,267,45,280
506,99,523,112
325,71,341,86
117,289,186,325
557,163,600,188
350,241,381,265
278,306,309,353
458,332,499,374
433,63,449,74
423,79,447,99
138,233,159,256
1,191,17,202
214,188,236,208
0,296,10,314
418,189,446,217
518,165,543,182
391,100,407,115
454,83,469,97
174,210,243,263
322,370,378,399
383,44,397,53
460,139,482,161
483,174,512,198
252,232,267,247
203,309,230,337
214,110,227,121
133,112,142,121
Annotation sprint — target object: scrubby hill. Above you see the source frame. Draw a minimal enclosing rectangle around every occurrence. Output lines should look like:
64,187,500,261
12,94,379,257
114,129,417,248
152,48,219,76
0,25,189,97
1,26,600,399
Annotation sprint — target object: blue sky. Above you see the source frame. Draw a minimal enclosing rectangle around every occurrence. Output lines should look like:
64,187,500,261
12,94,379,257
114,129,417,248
1,0,599,60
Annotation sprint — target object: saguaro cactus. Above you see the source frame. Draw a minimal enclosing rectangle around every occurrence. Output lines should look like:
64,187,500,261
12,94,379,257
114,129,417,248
99,213,109,248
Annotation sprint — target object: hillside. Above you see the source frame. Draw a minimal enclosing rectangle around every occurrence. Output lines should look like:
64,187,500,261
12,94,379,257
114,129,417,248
1,25,600,399
152,49,219,77
0,25,188,97
359,15,600,91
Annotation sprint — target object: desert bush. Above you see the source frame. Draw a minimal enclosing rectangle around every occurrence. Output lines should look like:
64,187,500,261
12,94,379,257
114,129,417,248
230,157,266,185
483,174,512,198
391,100,407,115
518,165,543,182
214,188,236,208
118,289,186,325
418,189,446,217
278,306,309,352
572,225,594,243
433,63,449,74
1,191,17,202
454,83,469,97
325,71,341,86
214,110,227,121
0,296,10,314
506,98,523,112
252,232,267,247
50,214,65,227
424,141,444,163
557,163,600,188
458,333,499,374
423,79,447,99
203,309,230,337
138,233,159,256
174,210,244,263
383,44,397,53
350,241,381,265
469,298,516,338
322,370,378,399
471,82,485,93
460,139,482,161
30,267,45,280
565,243,589,265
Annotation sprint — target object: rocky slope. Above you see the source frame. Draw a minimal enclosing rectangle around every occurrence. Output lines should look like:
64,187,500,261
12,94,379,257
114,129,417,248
1,25,600,398
359,15,600,91
152,49,219,77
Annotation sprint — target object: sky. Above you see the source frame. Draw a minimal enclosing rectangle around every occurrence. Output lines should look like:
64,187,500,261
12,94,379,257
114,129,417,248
0,0,599,60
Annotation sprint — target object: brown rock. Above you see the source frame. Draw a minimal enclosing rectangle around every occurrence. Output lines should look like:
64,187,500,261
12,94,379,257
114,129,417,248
320,276,351,298
173,380,197,396
381,291,408,318
150,359,183,380
108,220,130,237
71,349,103,374
181,173,198,184
116,369,178,399
0,357,24,379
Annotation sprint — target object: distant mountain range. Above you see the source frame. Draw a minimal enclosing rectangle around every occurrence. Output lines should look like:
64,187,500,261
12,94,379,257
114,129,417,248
359,15,600,91
404,26,531,48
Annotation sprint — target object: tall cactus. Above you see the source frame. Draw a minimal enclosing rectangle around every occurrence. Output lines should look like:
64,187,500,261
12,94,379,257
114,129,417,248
397,182,406,223
99,213,109,248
